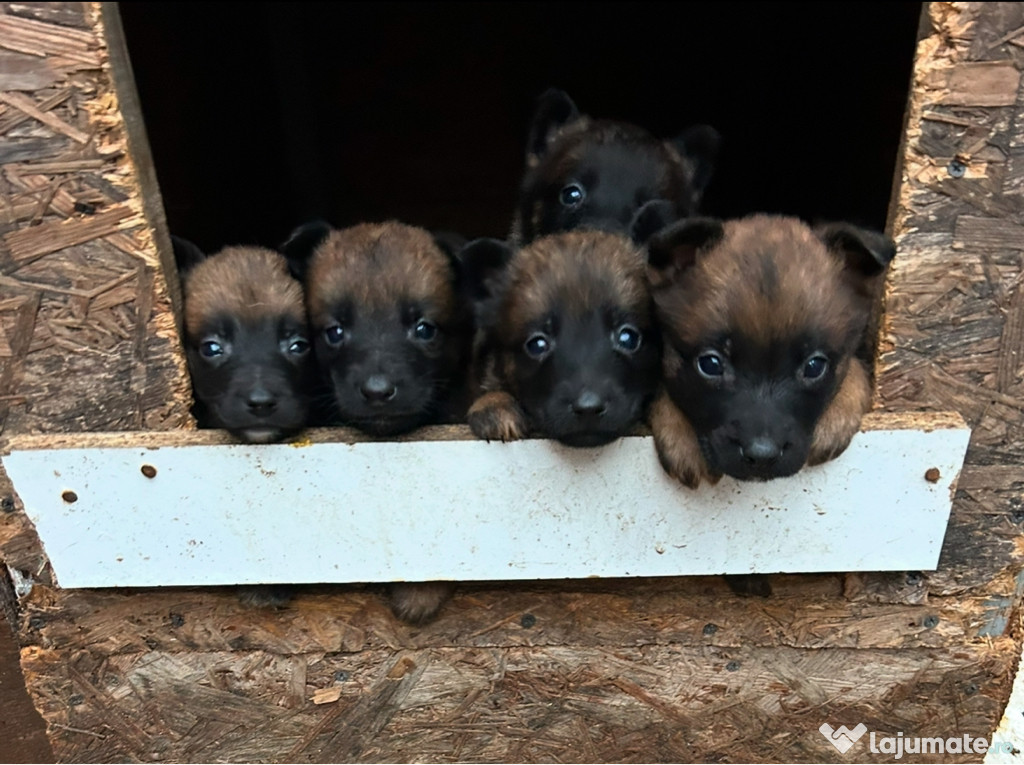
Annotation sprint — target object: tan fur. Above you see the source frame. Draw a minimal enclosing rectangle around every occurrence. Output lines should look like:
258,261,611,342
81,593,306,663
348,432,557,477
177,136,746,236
467,391,527,442
389,582,454,624
306,222,457,324
184,247,304,335
501,231,648,341
653,215,860,351
649,388,718,489
807,357,873,465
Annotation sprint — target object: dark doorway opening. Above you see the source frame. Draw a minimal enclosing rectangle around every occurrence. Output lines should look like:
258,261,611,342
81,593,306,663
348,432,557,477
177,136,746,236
119,1,922,252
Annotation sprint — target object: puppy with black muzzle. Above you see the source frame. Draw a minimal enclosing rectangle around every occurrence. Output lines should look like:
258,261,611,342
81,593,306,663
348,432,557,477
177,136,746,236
173,238,316,444
173,237,316,609
296,221,472,624
299,222,472,436
645,214,896,490
463,212,663,447
512,88,720,245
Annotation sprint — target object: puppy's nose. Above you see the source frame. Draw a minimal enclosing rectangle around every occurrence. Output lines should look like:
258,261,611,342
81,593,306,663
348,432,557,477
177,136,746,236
360,375,397,403
246,387,278,416
572,390,607,417
740,437,782,466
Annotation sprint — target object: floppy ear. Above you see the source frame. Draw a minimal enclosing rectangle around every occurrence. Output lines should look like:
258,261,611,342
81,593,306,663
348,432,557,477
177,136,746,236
280,219,333,282
645,217,724,287
670,124,722,206
171,235,207,276
526,88,581,165
459,238,516,330
814,222,896,278
629,199,678,245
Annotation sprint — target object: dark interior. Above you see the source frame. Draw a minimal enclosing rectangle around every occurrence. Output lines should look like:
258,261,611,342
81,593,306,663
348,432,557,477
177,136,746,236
119,1,923,254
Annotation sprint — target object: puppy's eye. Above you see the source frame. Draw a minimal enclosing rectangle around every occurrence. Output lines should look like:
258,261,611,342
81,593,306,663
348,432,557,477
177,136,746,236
524,333,553,358
800,354,829,381
323,325,345,346
199,340,225,358
412,320,438,342
559,183,585,208
696,352,725,378
287,338,310,355
613,324,642,353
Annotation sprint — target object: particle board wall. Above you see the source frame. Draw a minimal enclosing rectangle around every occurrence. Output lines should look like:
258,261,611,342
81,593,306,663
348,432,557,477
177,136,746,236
1,2,1023,764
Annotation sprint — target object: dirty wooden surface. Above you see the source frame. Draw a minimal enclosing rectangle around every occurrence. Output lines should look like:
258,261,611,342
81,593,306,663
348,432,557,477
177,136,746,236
1,2,1024,763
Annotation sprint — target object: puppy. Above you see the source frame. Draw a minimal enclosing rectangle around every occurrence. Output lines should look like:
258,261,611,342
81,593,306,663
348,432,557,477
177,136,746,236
512,88,720,244
174,237,316,609
297,221,472,623
173,237,315,444
645,214,896,489
299,221,472,436
463,222,662,447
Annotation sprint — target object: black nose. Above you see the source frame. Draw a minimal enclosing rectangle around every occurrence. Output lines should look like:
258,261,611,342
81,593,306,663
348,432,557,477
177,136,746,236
572,390,607,416
246,388,278,415
360,375,397,402
740,437,782,466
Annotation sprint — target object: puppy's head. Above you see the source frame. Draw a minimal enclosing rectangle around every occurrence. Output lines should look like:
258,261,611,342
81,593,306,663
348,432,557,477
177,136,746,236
647,215,895,480
304,222,469,436
465,230,661,447
175,239,314,443
514,88,720,244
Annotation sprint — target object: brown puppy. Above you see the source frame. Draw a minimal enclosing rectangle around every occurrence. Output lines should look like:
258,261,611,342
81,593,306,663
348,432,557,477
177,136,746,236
174,238,315,444
300,221,472,624
646,214,895,489
463,229,661,447
174,238,316,609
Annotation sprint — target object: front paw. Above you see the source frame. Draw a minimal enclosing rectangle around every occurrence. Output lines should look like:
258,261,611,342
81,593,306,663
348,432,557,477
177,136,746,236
649,390,716,489
468,391,527,442
389,582,454,624
807,359,872,467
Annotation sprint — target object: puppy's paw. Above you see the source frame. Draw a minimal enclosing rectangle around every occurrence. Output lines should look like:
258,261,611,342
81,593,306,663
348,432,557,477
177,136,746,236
389,582,454,625
724,574,773,598
649,390,716,489
807,359,872,467
237,585,296,608
468,391,527,442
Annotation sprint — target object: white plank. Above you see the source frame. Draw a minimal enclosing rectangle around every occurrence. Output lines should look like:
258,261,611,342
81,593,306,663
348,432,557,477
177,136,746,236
1,422,971,588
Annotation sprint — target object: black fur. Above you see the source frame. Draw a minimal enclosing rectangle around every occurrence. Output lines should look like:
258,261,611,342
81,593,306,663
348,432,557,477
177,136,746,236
513,88,720,244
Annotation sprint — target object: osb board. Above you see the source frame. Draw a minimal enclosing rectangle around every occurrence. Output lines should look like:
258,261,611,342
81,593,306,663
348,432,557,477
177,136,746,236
13,581,1018,763
875,0,1024,619
1,2,1024,763
0,0,191,439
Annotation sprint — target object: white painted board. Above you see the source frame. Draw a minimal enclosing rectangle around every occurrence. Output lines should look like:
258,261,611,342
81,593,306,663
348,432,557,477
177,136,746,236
1,421,970,588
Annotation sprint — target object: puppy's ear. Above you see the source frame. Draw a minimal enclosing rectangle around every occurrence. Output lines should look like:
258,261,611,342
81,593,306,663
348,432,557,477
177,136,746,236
171,235,207,276
280,219,333,282
431,229,469,296
459,238,515,329
670,124,721,205
526,88,581,165
646,217,724,286
459,238,515,301
630,199,678,245
815,222,896,278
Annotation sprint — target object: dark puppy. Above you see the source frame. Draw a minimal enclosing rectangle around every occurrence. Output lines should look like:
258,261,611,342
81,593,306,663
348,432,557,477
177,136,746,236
463,228,661,447
299,221,472,624
174,238,316,609
173,238,315,444
301,221,472,436
512,88,720,244
645,214,895,489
